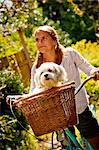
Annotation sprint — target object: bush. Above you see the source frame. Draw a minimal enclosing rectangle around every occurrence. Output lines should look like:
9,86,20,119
0,67,24,95
0,67,24,115
0,68,46,149
71,39,99,67
0,115,46,150
72,40,99,105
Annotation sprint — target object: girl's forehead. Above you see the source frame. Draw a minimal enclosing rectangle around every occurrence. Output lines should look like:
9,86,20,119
35,30,50,37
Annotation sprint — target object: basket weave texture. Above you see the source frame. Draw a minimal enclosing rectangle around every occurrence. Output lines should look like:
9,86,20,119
16,82,77,136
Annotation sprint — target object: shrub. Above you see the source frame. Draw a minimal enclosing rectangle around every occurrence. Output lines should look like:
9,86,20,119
72,40,99,105
0,68,47,150
71,39,99,67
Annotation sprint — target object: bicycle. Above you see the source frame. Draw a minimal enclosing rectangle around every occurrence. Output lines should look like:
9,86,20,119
51,75,98,150
7,75,98,150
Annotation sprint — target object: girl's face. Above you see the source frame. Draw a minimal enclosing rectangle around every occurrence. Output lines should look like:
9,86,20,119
35,30,56,54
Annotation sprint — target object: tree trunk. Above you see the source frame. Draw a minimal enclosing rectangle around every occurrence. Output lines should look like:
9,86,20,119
17,28,32,69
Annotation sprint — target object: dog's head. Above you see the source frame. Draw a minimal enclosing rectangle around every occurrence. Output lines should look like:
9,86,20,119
34,62,67,88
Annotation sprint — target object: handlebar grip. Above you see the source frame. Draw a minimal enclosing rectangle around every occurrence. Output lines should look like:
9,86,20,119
94,71,99,80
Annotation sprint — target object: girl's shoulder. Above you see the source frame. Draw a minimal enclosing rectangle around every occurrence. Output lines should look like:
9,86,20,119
63,47,76,57
31,63,36,73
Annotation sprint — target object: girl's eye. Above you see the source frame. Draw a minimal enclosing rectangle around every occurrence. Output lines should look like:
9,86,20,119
42,36,45,40
35,38,39,42
48,69,52,72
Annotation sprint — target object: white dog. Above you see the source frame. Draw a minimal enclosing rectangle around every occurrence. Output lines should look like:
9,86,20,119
32,62,68,94
13,62,67,103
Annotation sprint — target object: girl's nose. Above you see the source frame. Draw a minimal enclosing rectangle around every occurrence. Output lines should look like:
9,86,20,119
38,39,43,45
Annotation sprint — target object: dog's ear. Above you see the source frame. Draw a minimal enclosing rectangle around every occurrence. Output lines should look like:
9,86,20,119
57,65,68,82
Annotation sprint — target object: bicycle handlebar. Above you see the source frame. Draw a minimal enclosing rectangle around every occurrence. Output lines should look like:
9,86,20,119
6,72,99,104
75,75,95,95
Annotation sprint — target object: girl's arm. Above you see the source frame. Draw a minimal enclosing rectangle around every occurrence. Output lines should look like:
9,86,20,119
29,64,36,94
70,48,98,76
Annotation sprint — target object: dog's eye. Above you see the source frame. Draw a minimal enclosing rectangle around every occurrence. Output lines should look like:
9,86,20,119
48,69,52,72
40,72,43,75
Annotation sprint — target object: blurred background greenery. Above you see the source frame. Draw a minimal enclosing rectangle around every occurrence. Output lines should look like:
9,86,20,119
0,0,99,149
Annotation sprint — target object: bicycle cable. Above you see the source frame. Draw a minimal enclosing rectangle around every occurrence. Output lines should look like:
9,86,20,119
9,97,53,145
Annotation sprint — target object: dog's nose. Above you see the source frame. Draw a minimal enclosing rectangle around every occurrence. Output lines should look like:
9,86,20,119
44,74,48,78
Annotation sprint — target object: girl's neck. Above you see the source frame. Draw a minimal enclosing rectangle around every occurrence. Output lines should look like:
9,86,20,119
43,49,56,63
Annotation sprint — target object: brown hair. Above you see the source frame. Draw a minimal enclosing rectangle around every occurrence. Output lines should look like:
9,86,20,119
34,25,64,68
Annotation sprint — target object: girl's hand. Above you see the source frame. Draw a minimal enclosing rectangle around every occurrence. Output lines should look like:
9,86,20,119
6,95,23,105
94,71,99,80
91,70,99,81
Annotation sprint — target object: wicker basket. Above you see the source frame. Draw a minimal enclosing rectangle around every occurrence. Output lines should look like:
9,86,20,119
15,82,77,136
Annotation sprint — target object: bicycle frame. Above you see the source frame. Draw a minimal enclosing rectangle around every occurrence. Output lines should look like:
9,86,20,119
64,128,83,150
63,128,94,150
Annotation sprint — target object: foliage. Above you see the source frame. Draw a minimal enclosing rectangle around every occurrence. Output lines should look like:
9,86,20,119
0,0,47,60
0,32,21,58
0,68,48,149
45,19,73,46
0,67,26,128
0,0,35,28
0,30,36,62
0,19,71,60
85,79,99,105
0,68,38,149
79,74,99,106
0,67,24,95
37,0,98,43
0,0,44,34
71,39,99,67
0,1,99,148
0,0,98,55
0,0,42,59
0,0,98,52
73,0,99,21
71,40,99,104
0,115,47,150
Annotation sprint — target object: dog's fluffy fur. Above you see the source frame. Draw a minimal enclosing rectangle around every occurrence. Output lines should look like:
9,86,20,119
32,62,67,94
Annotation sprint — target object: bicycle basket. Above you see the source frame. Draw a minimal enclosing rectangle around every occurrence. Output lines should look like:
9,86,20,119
15,82,77,136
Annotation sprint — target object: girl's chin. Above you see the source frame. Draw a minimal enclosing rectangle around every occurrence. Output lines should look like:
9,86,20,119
39,49,47,53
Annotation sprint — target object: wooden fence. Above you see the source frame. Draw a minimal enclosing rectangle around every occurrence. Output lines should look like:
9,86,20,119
0,57,9,70
0,49,33,88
